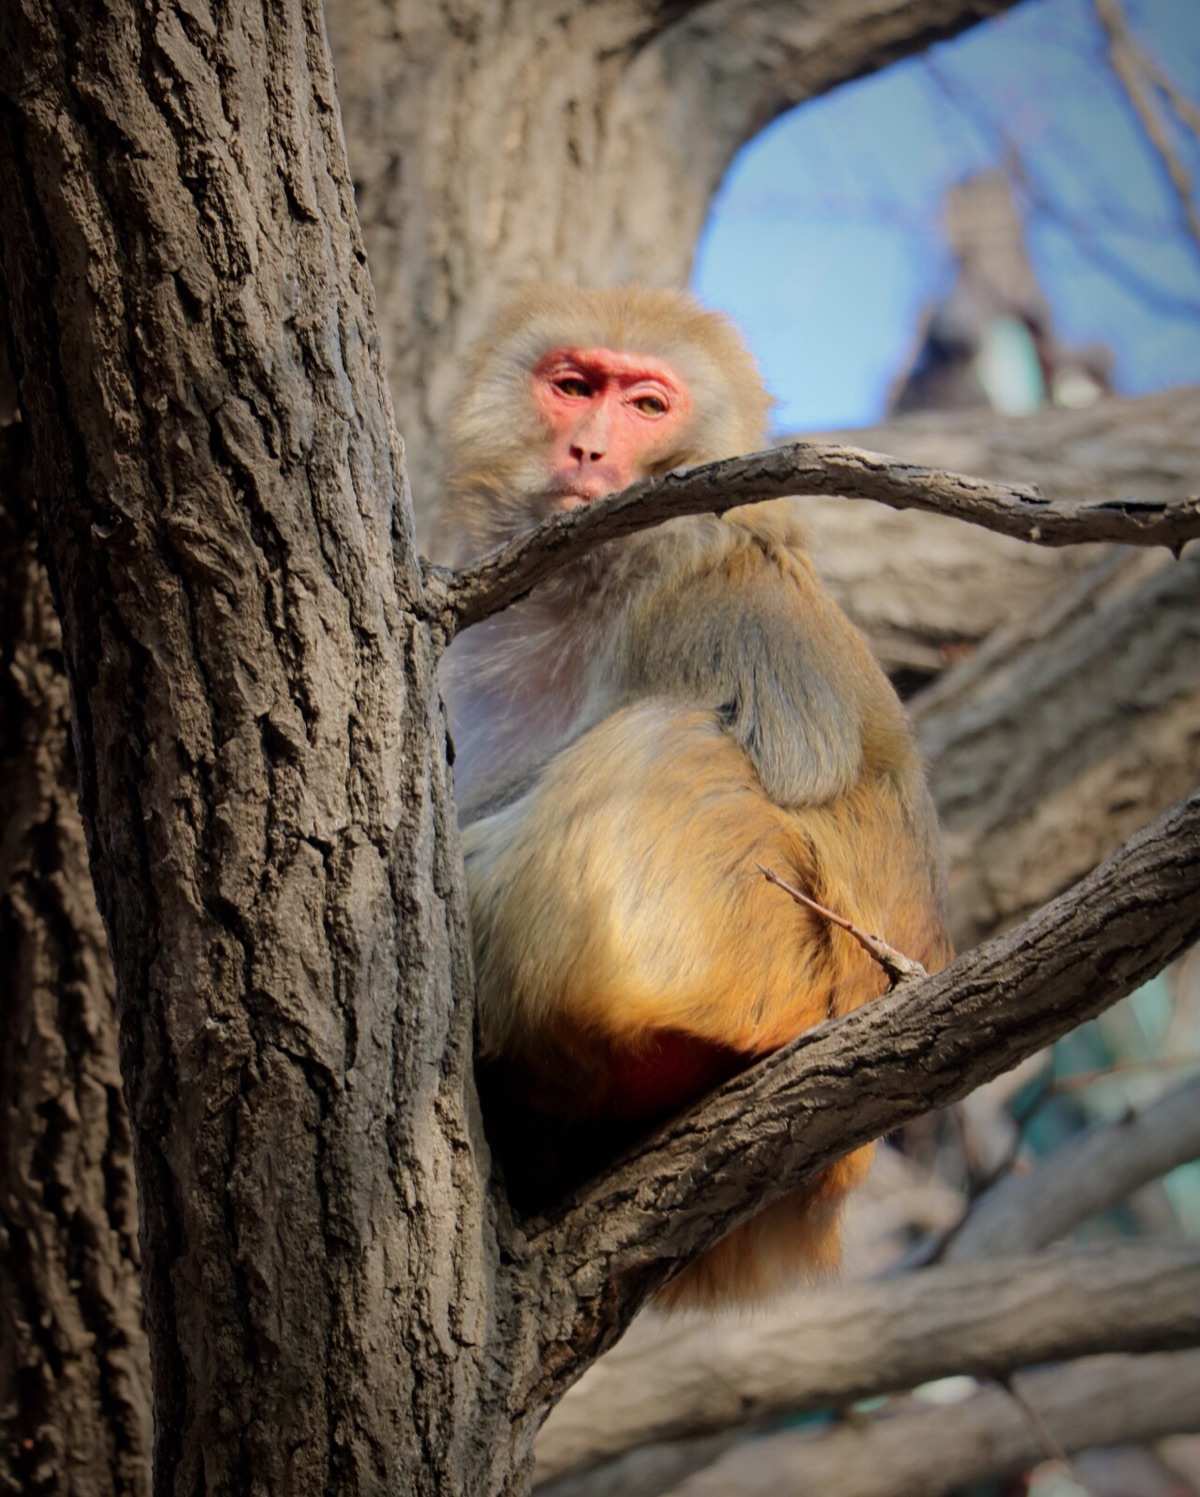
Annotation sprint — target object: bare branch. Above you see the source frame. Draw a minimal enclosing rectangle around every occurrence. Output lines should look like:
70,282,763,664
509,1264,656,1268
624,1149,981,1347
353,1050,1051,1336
758,864,928,986
521,790,1200,1395
539,1432,740,1497
1144,50,1200,141
945,1073,1200,1262
807,387,1200,679
542,1076,1200,1483
923,50,1200,317
1094,0,1200,263
655,0,1022,173
995,1372,1076,1477
424,441,1200,633
534,1242,1200,1486
661,1351,1200,1497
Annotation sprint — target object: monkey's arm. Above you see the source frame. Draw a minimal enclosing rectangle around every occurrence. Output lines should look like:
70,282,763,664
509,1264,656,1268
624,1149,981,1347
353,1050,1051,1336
615,528,897,809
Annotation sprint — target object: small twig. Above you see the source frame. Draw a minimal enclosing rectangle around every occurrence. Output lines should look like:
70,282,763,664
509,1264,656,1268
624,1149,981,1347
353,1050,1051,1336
1047,1054,1200,1093
996,1372,1090,1491
756,864,928,989
1094,0,1200,264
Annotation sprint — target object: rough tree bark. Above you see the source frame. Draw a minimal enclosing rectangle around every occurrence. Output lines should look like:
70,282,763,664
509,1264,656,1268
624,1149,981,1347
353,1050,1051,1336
0,4,522,1492
0,1,1034,1488
0,357,150,1492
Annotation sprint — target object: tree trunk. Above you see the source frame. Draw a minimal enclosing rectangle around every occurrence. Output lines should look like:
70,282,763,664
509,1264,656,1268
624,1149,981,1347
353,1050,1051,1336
0,368,150,1493
0,5,529,1491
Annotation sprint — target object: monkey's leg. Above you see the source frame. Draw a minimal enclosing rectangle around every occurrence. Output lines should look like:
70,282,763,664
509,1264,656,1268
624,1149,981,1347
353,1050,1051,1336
655,1144,876,1311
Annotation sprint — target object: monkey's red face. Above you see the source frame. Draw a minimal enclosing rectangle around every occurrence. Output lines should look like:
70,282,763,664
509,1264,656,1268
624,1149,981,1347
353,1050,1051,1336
532,347,693,508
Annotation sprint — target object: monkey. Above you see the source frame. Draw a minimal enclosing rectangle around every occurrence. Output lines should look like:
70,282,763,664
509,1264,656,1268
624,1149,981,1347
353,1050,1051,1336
432,285,952,1309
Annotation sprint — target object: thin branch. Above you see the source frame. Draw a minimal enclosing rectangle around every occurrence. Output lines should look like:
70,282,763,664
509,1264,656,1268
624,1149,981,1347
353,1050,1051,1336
520,790,1200,1399
995,1372,1081,1482
423,442,1200,633
758,864,928,987
533,1242,1200,1486
657,1352,1200,1497
1144,50,1200,141
944,1072,1200,1262
921,52,1200,318
1094,0,1200,263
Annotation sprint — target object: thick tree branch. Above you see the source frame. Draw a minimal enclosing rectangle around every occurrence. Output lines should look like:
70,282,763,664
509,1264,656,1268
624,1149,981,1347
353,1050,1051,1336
661,1351,1200,1497
921,546,1200,948
538,1076,1200,1481
668,0,1020,153
945,1074,1200,1262
534,1242,1200,1486
519,791,1200,1394
425,441,1200,634
806,386,1200,678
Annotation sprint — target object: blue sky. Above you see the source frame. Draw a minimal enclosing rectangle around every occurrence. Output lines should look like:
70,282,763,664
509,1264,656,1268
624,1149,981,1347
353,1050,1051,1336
693,0,1200,431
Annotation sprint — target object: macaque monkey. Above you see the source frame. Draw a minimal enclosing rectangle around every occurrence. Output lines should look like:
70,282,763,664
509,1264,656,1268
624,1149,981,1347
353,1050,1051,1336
433,286,951,1309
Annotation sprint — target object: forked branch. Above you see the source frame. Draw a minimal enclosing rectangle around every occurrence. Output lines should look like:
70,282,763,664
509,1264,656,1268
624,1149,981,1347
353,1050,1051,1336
655,1351,1200,1497
534,1243,1200,1485
520,789,1200,1398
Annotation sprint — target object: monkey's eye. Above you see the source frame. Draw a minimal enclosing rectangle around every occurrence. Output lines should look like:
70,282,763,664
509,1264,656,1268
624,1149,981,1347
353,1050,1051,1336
554,376,592,398
633,394,668,416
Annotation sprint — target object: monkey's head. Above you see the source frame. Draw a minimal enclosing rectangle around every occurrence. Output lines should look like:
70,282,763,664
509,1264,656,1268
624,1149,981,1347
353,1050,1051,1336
438,285,771,563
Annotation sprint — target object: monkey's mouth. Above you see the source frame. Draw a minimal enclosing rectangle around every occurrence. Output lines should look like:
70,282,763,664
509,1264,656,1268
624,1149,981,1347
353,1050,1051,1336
547,469,625,507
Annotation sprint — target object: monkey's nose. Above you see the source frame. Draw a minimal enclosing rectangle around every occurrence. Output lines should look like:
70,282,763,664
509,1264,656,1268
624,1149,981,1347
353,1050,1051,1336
569,444,605,464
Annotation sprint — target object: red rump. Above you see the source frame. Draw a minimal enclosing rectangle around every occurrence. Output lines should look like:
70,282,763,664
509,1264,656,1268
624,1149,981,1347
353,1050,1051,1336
606,1029,747,1120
